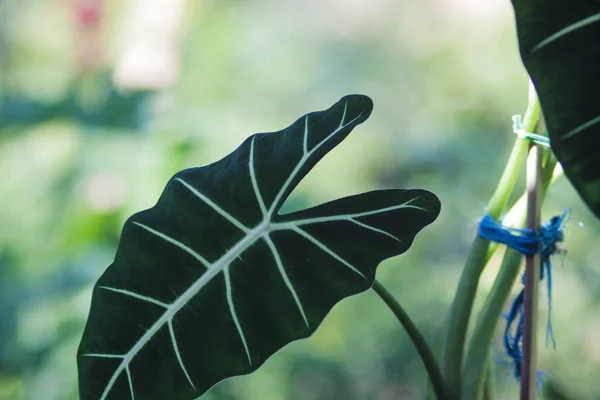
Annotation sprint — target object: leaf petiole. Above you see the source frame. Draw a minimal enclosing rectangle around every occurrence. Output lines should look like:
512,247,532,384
372,279,446,399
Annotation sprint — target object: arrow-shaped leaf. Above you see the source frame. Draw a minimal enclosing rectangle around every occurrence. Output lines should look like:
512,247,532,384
512,0,600,218
77,94,441,400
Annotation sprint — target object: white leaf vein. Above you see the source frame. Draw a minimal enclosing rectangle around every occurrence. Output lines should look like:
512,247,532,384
126,366,135,400
133,222,210,269
562,114,600,140
224,266,252,365
99,286,169,308
302,116,309,155
169,319,196,390
533,13,600,52
249,137,267,217
271,198,427,230
290,226,366,279
82,353,124,359
263,234,309,328
176,178,249,233
348,218,401,242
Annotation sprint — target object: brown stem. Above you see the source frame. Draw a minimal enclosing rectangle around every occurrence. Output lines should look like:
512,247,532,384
520,144,542,399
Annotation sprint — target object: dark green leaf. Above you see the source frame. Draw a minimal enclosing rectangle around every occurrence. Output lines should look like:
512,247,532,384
512,1,600,217
77,95,440,400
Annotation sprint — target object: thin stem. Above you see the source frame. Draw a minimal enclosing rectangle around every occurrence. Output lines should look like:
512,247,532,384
487,83,541,219
372,279,446,399
441,83,540,398
521,144,542,399
461,154,559,400
464,247,523,400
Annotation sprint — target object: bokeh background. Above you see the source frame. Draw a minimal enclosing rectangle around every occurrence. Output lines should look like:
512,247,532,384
1,0,599,399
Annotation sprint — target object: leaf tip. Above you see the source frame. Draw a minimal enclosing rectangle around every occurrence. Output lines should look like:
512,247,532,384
340,93,373,113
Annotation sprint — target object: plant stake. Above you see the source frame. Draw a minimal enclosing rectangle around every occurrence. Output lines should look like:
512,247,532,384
520,143,542,399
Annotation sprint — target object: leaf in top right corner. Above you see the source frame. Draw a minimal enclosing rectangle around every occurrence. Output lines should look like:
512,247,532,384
512,0,600,218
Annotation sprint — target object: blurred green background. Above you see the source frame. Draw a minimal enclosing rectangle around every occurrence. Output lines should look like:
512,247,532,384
1,0,599,399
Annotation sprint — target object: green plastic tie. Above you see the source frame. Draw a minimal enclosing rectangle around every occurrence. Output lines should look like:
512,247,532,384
512,115,550,147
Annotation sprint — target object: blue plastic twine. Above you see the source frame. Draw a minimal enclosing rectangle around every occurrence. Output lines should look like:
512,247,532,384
477,209,569,380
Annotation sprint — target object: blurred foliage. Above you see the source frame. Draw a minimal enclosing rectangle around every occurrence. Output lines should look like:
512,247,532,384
0,0,599,399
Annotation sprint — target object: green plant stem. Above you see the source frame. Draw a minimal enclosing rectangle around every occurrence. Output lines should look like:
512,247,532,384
441,84,540,398
461,154,558,400
372,279,446,399
488,85,541,219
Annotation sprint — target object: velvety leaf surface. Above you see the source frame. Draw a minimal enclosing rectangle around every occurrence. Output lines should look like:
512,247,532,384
77,95,441,400
512,0,600,217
